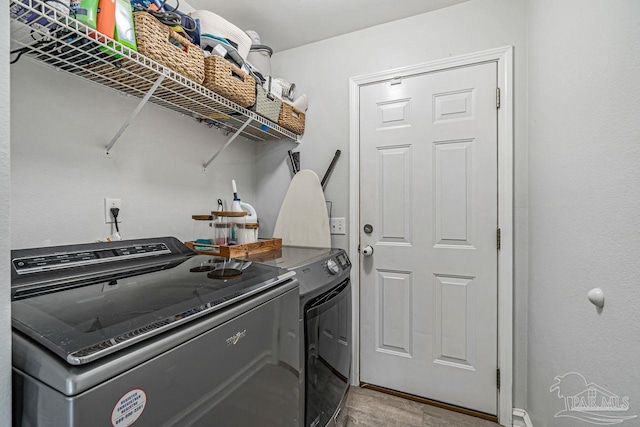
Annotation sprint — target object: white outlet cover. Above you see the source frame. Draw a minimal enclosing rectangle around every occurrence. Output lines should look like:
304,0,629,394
105,198,123,223
330,217,346,235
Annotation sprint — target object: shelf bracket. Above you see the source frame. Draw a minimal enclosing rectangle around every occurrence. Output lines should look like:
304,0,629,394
105,74,165,155
202,117,253,172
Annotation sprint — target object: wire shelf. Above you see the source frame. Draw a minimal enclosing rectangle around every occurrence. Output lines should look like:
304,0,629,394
9,0,300,144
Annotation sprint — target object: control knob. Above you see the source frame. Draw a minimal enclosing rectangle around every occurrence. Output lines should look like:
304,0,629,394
326,259,340,275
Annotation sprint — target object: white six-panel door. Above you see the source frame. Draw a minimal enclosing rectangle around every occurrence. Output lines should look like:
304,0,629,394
359,62,498,415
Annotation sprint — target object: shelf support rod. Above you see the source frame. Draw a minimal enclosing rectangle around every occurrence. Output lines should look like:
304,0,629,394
105,74,165,154
203,117,253,172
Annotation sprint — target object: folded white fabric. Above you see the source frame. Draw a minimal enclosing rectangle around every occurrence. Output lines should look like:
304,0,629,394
190,10,251,61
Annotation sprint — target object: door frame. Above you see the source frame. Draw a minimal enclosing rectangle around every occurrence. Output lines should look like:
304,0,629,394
348,46,514,426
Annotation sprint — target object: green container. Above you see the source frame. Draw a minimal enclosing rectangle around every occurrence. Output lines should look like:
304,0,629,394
70,0,99,29
114,0,136,51
99,0,136,58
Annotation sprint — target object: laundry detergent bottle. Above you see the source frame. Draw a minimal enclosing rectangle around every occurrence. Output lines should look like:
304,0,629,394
237,202,258,244
229,180,245,243
230,179,243,213
70,0,99,29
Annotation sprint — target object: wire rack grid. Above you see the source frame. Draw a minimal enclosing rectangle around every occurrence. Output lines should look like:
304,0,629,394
9,0,300,145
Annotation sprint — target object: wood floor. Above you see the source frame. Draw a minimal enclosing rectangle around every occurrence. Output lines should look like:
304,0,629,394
337,387,500,427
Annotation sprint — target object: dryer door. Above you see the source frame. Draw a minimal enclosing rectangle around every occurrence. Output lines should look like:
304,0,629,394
304,279,351,427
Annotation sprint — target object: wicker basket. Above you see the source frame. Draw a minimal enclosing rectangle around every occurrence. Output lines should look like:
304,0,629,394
278,103,306,135
251,83,282,122
133,12,204,84
203,55,256,107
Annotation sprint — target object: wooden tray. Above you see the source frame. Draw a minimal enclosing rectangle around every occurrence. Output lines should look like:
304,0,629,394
184,238,282,258
235,249,283,263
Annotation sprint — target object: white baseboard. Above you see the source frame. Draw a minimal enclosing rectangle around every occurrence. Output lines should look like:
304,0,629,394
512,408,533,427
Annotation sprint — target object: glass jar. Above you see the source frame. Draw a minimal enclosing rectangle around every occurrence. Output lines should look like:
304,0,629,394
191,215,214,251
212,211,247,246
236,222,259,244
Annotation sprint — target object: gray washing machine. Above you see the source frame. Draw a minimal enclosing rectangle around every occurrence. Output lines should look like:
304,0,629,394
11,237,301,427
255,246,352,427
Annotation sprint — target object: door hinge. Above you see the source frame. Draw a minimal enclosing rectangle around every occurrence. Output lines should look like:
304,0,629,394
497,228,501,250
496,88,501,109
497,368,501,390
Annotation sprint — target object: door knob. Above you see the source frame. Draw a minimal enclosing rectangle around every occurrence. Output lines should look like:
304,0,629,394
362,245,374,257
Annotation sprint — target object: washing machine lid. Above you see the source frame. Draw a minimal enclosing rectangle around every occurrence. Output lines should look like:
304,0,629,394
11,237,288,365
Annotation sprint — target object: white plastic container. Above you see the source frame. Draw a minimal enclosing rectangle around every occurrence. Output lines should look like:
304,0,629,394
239,201,257,222
190,10,252,61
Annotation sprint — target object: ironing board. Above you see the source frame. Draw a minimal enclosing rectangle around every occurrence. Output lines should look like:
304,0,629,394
273,170,331,248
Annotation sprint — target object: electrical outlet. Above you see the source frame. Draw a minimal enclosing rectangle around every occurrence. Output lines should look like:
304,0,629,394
330,217,346,235
104,198,123,223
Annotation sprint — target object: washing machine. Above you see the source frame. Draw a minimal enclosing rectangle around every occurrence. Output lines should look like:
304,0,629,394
11,237,301,426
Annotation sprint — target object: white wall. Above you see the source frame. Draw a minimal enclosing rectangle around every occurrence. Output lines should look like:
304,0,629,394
262,0,529,408
1,4,11,425
11,60,259,248
527,1,640,425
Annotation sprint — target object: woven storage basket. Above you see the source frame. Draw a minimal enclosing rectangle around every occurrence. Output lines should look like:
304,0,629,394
252,84,282,122
133,12,204,84
202,55,256,107
278,103,306,135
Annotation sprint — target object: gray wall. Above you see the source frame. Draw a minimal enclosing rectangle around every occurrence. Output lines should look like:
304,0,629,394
527,1,640,425
11,61,259,248
261,0,529,408
10,3,640,425
1,3,11,425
